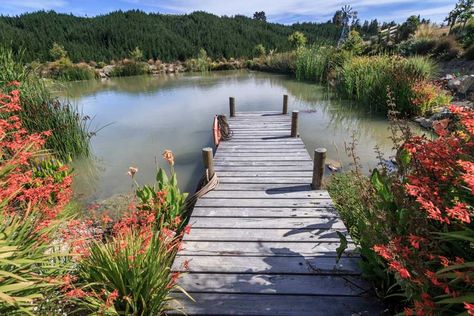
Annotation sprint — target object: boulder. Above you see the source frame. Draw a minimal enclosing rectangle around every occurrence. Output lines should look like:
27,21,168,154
458,75,474,94
414,117,433,129
448,78,461,91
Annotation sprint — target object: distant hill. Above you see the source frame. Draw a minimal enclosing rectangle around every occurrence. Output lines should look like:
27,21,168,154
0,10,341,63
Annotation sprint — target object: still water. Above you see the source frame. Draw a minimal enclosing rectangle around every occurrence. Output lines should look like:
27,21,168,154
57,70,397,203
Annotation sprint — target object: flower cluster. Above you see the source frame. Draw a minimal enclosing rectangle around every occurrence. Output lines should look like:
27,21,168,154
372,105,474,315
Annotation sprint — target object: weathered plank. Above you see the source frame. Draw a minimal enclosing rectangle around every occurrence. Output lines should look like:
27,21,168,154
173,255,361,275
171,110,380,315
179,241,356,256
183,228,347,242
191,207,338,218
169,293,382,316
203,190,329,199
195,198,332,207
176,273,368,296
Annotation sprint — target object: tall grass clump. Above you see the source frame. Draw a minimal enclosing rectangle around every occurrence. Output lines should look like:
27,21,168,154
338,55,436,114
47,58,97,81
110,59,150,77
295,45,334,83
0,48,91,160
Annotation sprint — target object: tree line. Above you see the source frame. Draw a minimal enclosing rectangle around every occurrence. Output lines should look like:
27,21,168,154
0,10,343,63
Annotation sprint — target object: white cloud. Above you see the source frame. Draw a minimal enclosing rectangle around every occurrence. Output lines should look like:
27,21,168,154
0,0,67,10
120,0,455,22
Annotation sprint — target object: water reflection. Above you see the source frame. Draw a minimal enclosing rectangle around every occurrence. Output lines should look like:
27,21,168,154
58,70,405,202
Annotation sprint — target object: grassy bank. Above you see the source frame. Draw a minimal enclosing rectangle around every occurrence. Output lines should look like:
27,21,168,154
1,48,91,160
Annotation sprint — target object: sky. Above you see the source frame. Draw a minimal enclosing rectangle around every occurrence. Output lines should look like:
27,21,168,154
0,0,458,24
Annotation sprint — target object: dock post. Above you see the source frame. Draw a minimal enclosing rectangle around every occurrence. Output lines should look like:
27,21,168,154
229,97,235,117
312,148,327,190
282,95,288,114
202,147,215,182
290,111,299,137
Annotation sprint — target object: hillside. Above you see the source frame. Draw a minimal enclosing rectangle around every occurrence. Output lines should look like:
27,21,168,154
0,10,341,62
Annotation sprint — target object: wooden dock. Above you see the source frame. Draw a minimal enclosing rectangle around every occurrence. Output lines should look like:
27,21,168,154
171,100,381,315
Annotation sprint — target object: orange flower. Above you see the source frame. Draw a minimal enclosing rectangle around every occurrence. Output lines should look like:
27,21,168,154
162,150,174,166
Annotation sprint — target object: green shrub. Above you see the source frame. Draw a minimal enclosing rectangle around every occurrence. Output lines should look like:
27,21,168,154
110,60,149,77
464,43,474,60
342,30,364,55
410,80,452,115
48,58,97,81
399,38,437,56
432,36,461,60
0,48,91,160
261,52,297,73
253,44,266,57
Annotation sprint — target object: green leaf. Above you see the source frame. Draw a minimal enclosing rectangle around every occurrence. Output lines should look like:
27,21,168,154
399,149,411,168
438,294,474,304
336,231,348,263
370,169,393,203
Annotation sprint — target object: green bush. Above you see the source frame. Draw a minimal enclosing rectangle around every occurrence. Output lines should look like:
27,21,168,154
258,52,297,74
399,38,437,56
48,58,97,81
432,36,461,60
110,60,150,77
464,43,474,60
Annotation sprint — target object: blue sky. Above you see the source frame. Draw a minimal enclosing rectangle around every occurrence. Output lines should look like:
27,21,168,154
0,0,458,24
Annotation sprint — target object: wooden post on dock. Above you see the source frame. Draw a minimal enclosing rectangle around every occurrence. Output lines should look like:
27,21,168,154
291,111,299,137
202,147,215,182
312,148,326,190
229,97,235,117
282,95,288,114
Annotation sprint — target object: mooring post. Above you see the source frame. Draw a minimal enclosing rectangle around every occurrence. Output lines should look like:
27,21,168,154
312,148,327,190
229,97,235,117
202,147,215,182
291,110,299,137
282,94,288,114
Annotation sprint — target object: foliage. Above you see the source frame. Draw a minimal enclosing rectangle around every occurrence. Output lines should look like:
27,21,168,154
0,10,341,63
253,44,266,57
0,48,91,160
295,45,334,82
331,96,474,314
398,38,437,56
49,42,67,61
410,81,452,115
338,55,436,114
258,51,297,74
0,87,75,314
69,152,190,315
253,11,266,22
46,58,97,81
129,46,144,61
342,30,364,55
398,16,421,41
288,31,307,49
465,43,474,59
109,60,150,77
432,36,462,60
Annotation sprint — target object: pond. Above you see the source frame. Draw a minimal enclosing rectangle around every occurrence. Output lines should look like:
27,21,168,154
57,70,398,204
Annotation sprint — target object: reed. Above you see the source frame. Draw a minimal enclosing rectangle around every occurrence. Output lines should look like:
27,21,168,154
0,48,91,160
295,45,335,83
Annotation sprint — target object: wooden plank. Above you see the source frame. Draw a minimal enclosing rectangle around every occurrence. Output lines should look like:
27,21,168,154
195,198,331,207
214,156,311,161
216,149,308,154
203,190,329,199
183,228,347,242
214,162,313,167
214,177,313,184
189,217,343,229
214,153,309,158
214,166,313,172
214,183,314,190
191,207,338,218
176,273,367,296
178,241,356,256
169,293,382,316
215,171,312,177
173,255,361,275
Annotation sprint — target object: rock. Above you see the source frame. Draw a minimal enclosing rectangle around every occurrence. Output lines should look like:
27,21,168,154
414,117,433,129
459,75,474,94
441,74,455,81
429,109,453,121
448,78,461,91
325,159,342,172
